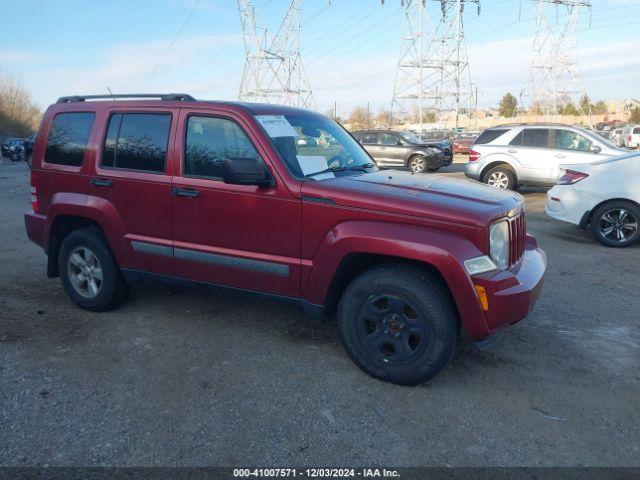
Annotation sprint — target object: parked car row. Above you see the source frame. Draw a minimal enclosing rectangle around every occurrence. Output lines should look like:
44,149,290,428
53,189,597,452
616,124,640,148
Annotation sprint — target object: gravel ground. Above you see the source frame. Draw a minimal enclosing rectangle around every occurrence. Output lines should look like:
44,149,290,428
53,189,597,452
0,160,638,467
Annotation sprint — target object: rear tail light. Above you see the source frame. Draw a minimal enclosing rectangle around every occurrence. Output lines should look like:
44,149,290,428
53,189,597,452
556,169,589,185
30,170,40,213
629,135,633,143
469,149,480,162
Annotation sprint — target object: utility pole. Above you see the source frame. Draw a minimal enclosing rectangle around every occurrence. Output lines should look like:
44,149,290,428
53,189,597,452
519,0,592,124
391,0,479,130
237,0,316,109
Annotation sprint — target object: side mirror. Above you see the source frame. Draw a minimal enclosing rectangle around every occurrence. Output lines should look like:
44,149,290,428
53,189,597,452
396,140,403,146
589,145,602,154
222,157,274,187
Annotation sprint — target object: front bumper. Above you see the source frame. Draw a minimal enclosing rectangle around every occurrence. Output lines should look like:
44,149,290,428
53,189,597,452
469,236,546,339
427,152,453,169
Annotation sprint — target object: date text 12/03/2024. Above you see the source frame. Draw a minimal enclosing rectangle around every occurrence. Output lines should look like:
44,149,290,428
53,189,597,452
233,468,400,478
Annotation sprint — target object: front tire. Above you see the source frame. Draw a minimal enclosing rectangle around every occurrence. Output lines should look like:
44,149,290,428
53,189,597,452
590,201,640,248
58,228,130,311
337,264,459,385
484,166,516,190
408,155,427,174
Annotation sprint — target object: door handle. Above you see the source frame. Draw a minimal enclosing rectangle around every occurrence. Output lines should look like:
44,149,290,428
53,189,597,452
507,149,517,153
172,187,200,198
555,154,566,158
90,177,113,187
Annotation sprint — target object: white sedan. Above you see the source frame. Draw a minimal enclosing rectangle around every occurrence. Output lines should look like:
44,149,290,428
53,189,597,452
545,152,640,247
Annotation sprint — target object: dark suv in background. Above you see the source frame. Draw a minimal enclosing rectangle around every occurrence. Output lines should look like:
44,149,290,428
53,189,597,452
352,129,452,173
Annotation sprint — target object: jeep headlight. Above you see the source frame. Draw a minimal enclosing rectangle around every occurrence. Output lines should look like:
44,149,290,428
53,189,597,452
489,220,510,269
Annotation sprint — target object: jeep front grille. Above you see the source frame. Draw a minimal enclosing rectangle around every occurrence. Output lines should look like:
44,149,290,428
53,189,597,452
509,212,526,266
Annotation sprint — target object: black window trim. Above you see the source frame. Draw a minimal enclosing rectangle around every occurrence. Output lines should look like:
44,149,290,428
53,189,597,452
182,113,266,182
43,111,96,168
99,110,173,175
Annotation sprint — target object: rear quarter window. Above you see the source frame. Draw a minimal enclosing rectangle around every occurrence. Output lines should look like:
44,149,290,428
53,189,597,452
510,128,550,148
633,128,640,135
44,112,95,166
474,129,508,145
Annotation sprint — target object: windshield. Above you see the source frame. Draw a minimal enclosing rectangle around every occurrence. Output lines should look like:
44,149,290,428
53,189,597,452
398,131,423,144
256,112,377,180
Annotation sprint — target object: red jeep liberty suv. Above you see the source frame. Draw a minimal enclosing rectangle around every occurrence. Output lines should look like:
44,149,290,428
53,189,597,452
25,94,546,385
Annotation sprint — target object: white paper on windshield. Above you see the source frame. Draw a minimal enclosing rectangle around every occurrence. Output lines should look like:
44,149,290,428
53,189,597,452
297,155,335,180
255,115,297,138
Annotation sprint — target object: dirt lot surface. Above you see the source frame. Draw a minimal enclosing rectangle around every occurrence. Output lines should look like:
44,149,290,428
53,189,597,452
1,160,638,467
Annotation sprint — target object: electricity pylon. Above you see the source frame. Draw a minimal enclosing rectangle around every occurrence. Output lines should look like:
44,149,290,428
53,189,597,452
519,0,592,122
238,0,316,109
391,0,479,130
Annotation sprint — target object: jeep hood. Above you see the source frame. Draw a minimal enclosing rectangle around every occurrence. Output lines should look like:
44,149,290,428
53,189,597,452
302,170,522,227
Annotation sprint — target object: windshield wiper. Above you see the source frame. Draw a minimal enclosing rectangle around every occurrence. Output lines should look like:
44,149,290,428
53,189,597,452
305,166,348,178
347,162,376,171
305,163,376,178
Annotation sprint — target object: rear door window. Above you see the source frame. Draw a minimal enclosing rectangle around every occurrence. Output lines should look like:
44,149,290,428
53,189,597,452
380,133,400,146
510,128,550,148
361,133,378,145
101,113,171,173
44,112,95,166
474,129,508,145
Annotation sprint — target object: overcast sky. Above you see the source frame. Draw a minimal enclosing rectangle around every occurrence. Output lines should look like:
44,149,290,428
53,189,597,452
1,0,638,115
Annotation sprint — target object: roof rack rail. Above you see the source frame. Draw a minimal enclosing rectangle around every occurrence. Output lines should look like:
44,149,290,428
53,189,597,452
56,93,196,103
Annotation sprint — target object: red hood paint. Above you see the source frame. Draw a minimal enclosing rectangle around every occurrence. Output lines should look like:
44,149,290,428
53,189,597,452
302,170,522,227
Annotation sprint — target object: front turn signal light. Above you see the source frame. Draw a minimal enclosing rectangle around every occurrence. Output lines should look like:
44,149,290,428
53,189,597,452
475,285,489,311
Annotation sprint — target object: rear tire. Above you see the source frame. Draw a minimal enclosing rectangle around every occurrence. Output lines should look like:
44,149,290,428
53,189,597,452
337,264,459,385
590,201,640,248
58,228,130,311
483,166,516,190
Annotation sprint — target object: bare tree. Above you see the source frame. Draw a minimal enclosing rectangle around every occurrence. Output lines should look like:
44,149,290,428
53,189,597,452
0,73,41,137
347,106,368,131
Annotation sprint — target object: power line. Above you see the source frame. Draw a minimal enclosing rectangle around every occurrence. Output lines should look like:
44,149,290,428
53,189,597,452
142,0,201,88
